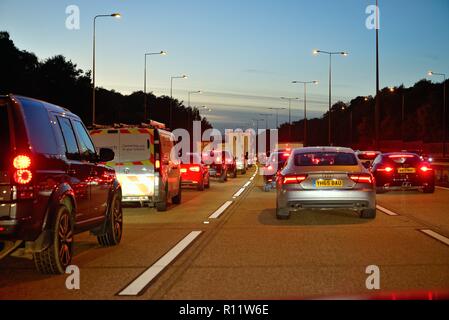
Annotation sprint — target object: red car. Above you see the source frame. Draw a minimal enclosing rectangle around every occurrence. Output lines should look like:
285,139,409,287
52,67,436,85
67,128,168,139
180,153,210,191
371,152,435,193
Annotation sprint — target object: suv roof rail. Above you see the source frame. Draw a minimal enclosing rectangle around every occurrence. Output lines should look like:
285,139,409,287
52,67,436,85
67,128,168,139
90,120,168,130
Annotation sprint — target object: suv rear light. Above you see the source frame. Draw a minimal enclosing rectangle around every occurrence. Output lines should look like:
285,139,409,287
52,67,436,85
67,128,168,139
155,160,160,170
349,173,373,184
12,155,33,185
388,154,414,159
282,174,307,185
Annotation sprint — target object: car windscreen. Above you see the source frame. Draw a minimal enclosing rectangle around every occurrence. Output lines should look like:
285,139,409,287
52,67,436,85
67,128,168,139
0,104,11,170
294,152,358,166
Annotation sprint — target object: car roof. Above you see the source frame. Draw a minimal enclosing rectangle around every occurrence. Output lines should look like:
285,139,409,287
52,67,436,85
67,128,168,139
11,94,79,119
381,152,419,156
293,146,355,154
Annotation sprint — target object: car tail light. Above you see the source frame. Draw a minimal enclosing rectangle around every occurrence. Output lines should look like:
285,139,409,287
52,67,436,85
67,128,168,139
282,153,290,158
420,165,432,173
215,156,222,163
377,166,393,173
349,173,373,184
282,174,308,185
180,168,187,173
189,166,201,172
12,155,33,185
0,226,5,232
388,154,414,159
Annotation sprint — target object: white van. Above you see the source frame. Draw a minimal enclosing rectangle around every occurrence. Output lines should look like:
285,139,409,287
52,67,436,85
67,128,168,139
90,124,181,211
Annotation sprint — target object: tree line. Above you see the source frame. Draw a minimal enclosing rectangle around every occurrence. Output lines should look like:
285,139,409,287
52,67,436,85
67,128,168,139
0,31,212,133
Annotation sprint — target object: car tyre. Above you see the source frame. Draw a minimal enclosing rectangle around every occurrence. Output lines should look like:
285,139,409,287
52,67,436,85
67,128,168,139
232,168,237,178
197,178,205,191
156,185,168,212
360,208,376,219
276,203,290,220
219,170,227,183
172,180,182,204
34,203,73,274
205,175,210,189
97,192,123,246
263,184,271,192
422,184,435,193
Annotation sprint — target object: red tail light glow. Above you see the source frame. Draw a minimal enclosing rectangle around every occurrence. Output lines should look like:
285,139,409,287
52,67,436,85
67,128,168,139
349,173,373,184
388,154,414,159
282,153,290,158
283,174,308,184
13,155,31,169
420,165,432,172
377,166,393,173
189,166,201,172
14,169,33,184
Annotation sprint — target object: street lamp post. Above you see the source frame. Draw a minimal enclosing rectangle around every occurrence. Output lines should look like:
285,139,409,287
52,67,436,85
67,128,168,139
313,49,348,145
188,90,202,109
268,107,286,128
292,80,319,146
259,113,272,130
428,71,447,157
144,51,166,121
251,118,264,156
92,13,121,126
280,97,299,141
169,75,188,128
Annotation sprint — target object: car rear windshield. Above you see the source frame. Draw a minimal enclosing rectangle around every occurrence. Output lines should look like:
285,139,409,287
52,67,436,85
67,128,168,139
0,104,11,170
385,154,421,165
294,152,358,166
357,152,378,160
268,152,288,166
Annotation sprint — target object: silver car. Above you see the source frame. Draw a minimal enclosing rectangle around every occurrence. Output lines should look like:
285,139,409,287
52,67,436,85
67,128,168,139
276,147,376,220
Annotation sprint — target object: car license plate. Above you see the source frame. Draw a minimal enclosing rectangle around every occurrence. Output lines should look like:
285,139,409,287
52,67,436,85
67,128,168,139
398,168,416,174
315,179,343,188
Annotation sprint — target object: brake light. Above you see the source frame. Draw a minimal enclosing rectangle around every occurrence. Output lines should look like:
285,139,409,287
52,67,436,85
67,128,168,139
388,154,414,159
420,165,432,172
282,153,290,158
377,166,393,173
282,174,307,184
267,165,273,171
349,174,373,184
365,152,377,156
180,168,187,173
189,166,201,172
13,155,31,169
155,160,160,170
215,156,222,163
12,155,33,185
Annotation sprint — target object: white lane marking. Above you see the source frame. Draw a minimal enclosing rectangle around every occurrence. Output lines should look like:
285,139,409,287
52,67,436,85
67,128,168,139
233,187,245,198
243,181,251,188
203,221,210,224
118,231,202,296
250,177,254,181
209,201,233,219
376,205,399,216
436,186,449,191
420,229,449,247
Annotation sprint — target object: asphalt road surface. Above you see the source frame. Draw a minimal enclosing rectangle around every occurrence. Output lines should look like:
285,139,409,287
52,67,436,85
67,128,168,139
1,167,449,299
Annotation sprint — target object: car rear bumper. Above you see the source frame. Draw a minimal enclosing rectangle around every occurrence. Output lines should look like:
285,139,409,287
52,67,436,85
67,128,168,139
277,189,376,211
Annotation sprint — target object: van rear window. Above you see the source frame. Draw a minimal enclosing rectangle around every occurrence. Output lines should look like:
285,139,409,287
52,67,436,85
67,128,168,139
0,104,11,170
21,99,58,154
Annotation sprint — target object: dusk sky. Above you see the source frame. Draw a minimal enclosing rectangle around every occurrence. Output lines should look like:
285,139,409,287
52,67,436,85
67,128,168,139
1,0,448,130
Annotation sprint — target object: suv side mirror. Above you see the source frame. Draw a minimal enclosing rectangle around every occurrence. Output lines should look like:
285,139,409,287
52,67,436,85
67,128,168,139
99,148,115,162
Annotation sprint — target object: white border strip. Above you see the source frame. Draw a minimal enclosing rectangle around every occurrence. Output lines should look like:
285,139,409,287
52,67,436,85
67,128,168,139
420,229,449,247
376,205,399,216
209,201,233,219
233,188,245,198
243,181,251,188
118,231,202,296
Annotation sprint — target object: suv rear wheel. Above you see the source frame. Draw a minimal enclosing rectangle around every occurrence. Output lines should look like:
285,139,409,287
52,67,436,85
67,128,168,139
360,208,376,219
97,192,123,246
422,184,435,193
34,204,73,274
219,169,227,182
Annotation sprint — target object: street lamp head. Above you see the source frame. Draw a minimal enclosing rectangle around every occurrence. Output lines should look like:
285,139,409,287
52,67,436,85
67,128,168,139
160,51,167,55
313,80,319,85
111,13,121,18
428,71,433,76
341,52,348,56
389,87,395,92
182,75,188,79
313,49,319,55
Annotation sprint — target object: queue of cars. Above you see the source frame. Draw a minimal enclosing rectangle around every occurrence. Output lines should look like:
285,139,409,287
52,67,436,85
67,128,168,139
263,146,436,220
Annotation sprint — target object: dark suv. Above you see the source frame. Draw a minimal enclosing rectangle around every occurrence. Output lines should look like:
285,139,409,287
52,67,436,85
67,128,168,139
202,150,237,182
0,95,122,274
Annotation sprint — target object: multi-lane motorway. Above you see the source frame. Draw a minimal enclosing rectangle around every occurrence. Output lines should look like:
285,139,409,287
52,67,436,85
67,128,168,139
1,167,449,299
